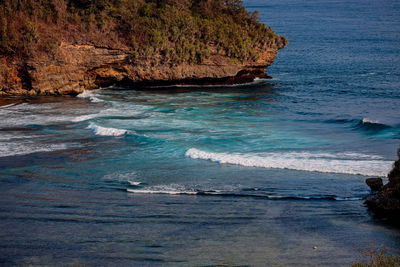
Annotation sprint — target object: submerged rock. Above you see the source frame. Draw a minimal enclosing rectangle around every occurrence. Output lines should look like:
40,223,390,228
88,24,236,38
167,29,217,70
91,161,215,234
365,148,400,218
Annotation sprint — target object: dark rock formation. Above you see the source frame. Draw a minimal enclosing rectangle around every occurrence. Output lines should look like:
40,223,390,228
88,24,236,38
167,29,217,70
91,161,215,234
365,148,400,218
366,178,383,191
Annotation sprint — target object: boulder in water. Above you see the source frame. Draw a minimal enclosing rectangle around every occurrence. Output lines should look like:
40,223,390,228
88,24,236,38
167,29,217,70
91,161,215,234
366,178,383,191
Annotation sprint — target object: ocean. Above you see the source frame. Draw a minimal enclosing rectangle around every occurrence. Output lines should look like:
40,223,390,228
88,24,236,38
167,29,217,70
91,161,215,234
1,0,400,265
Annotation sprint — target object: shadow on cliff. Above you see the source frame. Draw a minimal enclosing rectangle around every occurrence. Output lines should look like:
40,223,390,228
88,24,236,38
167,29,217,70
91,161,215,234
107,79,278,101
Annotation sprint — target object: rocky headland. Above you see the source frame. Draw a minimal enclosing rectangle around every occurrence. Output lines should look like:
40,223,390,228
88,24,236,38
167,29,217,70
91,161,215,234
365,148,400,219
0,0,287,96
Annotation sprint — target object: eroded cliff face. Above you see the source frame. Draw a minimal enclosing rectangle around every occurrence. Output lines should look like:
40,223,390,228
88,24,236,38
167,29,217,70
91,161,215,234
0,40,286,96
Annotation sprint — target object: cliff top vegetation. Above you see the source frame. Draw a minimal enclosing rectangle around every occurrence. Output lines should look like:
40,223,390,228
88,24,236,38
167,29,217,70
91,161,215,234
0,0,287,64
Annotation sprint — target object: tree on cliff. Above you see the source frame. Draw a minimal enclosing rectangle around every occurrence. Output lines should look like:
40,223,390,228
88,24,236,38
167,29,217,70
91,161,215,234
0,0,287,63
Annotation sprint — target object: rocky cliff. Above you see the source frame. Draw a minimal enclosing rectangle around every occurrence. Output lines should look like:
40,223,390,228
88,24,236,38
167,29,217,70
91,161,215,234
0,0,288,96
0,41,285,96
365,148,400,219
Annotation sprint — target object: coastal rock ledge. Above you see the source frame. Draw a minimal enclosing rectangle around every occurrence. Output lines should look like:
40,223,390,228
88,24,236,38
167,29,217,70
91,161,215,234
0,0,288,96
0,41,285,96
365,148,400,219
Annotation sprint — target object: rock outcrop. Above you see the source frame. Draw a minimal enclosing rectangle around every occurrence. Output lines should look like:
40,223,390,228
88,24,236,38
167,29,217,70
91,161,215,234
365,148,400,218
0,40,285,96
366,178,383,191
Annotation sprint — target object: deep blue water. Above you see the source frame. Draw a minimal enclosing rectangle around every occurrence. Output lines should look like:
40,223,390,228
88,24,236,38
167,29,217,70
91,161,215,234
1,0,400,265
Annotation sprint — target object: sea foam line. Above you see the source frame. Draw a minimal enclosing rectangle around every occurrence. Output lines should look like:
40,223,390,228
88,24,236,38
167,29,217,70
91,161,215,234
185,148,393,177
0,102,21,109
126,188,362,201
0,143,69,158
87,123,128,136
127,188,197,195
71,114,98,122
149,78,268,89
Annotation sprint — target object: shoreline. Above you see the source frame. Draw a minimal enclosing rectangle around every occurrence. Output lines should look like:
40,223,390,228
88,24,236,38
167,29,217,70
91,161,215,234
0,74,273,104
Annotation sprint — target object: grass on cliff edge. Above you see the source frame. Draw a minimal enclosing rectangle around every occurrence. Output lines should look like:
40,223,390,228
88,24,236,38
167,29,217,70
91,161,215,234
0,0,287,64
352,250,400,267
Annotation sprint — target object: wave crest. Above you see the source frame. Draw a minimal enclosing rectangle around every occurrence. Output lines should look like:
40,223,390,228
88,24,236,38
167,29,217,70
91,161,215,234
357,118,391,131
185,148,392,176
87,123,128,136
77,90,103,102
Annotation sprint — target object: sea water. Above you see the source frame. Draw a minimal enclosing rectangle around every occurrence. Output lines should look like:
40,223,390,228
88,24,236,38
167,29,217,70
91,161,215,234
1,0,400,265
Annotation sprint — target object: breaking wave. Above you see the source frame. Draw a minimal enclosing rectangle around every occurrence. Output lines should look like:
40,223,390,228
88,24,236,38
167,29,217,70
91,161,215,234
326,117,393,133
356,118,392,131
128,181,143,186
77,90,103,102
87,123,128,136
185,148,393,176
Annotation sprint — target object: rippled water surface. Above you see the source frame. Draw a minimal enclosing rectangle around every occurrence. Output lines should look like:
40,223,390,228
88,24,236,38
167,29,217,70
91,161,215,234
1,0,400,265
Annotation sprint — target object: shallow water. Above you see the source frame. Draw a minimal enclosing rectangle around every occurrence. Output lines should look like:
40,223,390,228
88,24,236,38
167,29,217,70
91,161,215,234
1,0,400,265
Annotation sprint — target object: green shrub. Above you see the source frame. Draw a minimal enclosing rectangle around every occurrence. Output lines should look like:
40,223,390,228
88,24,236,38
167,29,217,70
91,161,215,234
0,0,287,63
352,244,400,267
352,251,400,267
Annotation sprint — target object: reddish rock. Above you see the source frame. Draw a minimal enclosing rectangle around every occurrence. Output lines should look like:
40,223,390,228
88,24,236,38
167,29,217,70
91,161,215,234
0,40,286,96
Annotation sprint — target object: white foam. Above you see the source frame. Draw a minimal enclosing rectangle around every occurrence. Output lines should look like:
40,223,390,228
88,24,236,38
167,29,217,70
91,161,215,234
77,90,102,102
71,114,98,122
0,102,20,109
127,189,197,195
102,171,141,183
127,184,197,195
334,197,363,201
362,118,380,124
128,181,143,186
0,102,104,127
87,123,127,136
149,78,268,89
0,142,68,157
77,90,94,98
126,187,363,201
185,148,393,177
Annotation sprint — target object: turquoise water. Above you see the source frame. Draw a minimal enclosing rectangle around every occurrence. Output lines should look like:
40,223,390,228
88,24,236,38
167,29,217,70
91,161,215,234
1,0,400,265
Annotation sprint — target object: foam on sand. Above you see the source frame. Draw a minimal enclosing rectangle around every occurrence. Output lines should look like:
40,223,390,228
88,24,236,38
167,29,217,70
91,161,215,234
185,148,393,177
87,123,128,136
